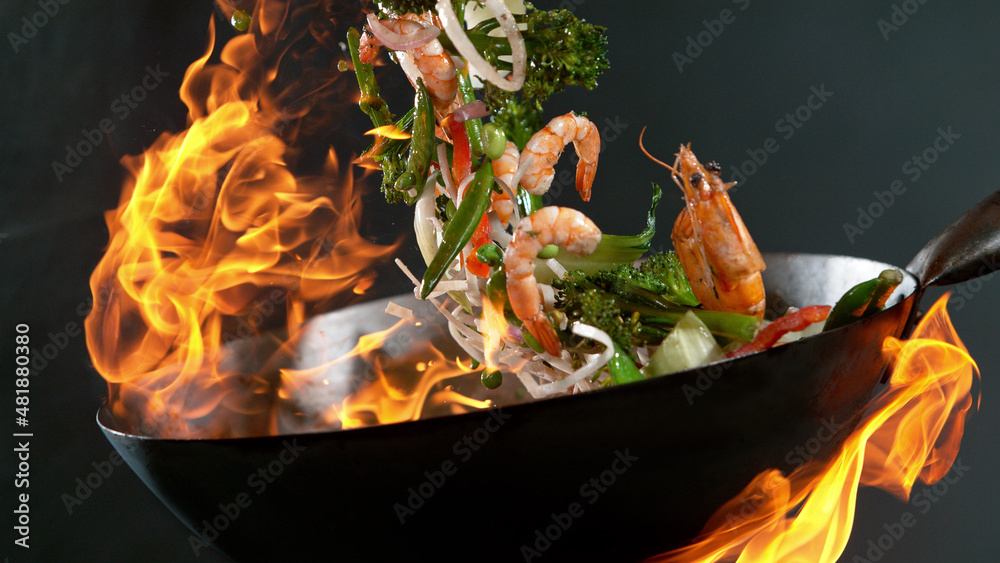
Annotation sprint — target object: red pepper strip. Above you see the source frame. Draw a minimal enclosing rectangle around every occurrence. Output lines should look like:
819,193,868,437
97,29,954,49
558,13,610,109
448,115,487,276
466,212,492,277
448,117,472,186
728,305,831,358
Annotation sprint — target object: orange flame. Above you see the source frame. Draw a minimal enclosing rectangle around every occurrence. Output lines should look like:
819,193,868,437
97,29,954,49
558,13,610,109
86,9,482,438
651,294,978,562
366,124,412,140
481,295,509,372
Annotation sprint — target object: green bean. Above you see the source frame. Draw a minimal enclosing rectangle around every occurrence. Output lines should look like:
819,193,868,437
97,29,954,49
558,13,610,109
457,72,484,156
346,28,392,128
394,79,434,200
608,343,645,385
420,163,494,299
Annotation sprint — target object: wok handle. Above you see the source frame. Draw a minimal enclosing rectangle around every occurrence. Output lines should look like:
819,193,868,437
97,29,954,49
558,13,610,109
906,190,1000,288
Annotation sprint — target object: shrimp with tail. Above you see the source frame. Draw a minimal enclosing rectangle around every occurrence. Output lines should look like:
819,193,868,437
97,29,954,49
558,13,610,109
519,112,600,202
505,207,602,356
640,131,766,319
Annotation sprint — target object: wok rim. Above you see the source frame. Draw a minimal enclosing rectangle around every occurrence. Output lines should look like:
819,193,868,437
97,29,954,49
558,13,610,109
96,251,920,443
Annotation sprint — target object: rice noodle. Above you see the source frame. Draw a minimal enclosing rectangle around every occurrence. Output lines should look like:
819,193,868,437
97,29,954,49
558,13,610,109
489,214,512,246
454,170,476,207
393,51,424,94
539,283,556,309
414,172,443,266
545,258,567,280
531,324,615,396
494,177,521,226
436,0,526,92
464,255,483,307
448,320,486,365
423,280,469,299
437,143,457,200
394,258,420,286
385,301,414,320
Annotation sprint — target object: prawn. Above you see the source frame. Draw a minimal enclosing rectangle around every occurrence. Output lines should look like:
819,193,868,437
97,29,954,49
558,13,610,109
505,207,602,356
519,113,600,202
360,17,458,113
491,141,519,227
640,133,766,319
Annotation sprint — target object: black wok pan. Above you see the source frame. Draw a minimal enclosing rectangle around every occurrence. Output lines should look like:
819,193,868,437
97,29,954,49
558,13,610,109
98,191,1000,562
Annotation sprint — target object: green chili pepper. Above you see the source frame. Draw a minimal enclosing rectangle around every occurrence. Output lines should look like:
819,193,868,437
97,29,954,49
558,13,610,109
824,269,904,331
231,10,251,32
608,342,645,385
483,123,508,161
863,269,904,316
457,72,484,156
420,163,495,299
394,79,434,201
481,369,503,390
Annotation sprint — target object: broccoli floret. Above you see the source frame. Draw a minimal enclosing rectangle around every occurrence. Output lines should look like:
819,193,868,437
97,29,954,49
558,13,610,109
552,254,758,350
553,269,648,352
553,282,641,354
579,253,698,309
472,3,610,147
638,251,700,307
377,1,465,16
516,5,609,104
482,84,541,151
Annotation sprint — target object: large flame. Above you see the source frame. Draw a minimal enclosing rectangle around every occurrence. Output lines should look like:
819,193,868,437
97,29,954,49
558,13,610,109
86,4,479,438
651,294,978,562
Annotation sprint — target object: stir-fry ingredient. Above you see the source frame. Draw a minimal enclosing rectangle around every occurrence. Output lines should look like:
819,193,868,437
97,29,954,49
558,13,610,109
823,269,904,331
505,207,602,356
345,1,851,398
552,256,761,354
729,306,832,358
642,311,725,377
640,133,767,320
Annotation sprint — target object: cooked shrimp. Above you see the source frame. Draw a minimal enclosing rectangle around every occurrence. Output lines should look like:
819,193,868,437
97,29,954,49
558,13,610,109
640,135,766,319
519,113,600,202
491,141,519,226
360,18,457,112
505,207,602,356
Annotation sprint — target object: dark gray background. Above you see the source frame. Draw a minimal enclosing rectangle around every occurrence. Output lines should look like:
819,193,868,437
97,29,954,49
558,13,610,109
2,1,998,561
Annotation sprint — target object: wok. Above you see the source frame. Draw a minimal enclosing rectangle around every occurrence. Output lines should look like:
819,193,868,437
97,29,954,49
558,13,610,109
98,191,1000,562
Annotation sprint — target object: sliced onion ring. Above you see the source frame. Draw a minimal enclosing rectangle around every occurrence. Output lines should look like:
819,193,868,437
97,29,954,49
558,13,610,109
366,13,440,51
437,0,526,92
453,100,490,123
